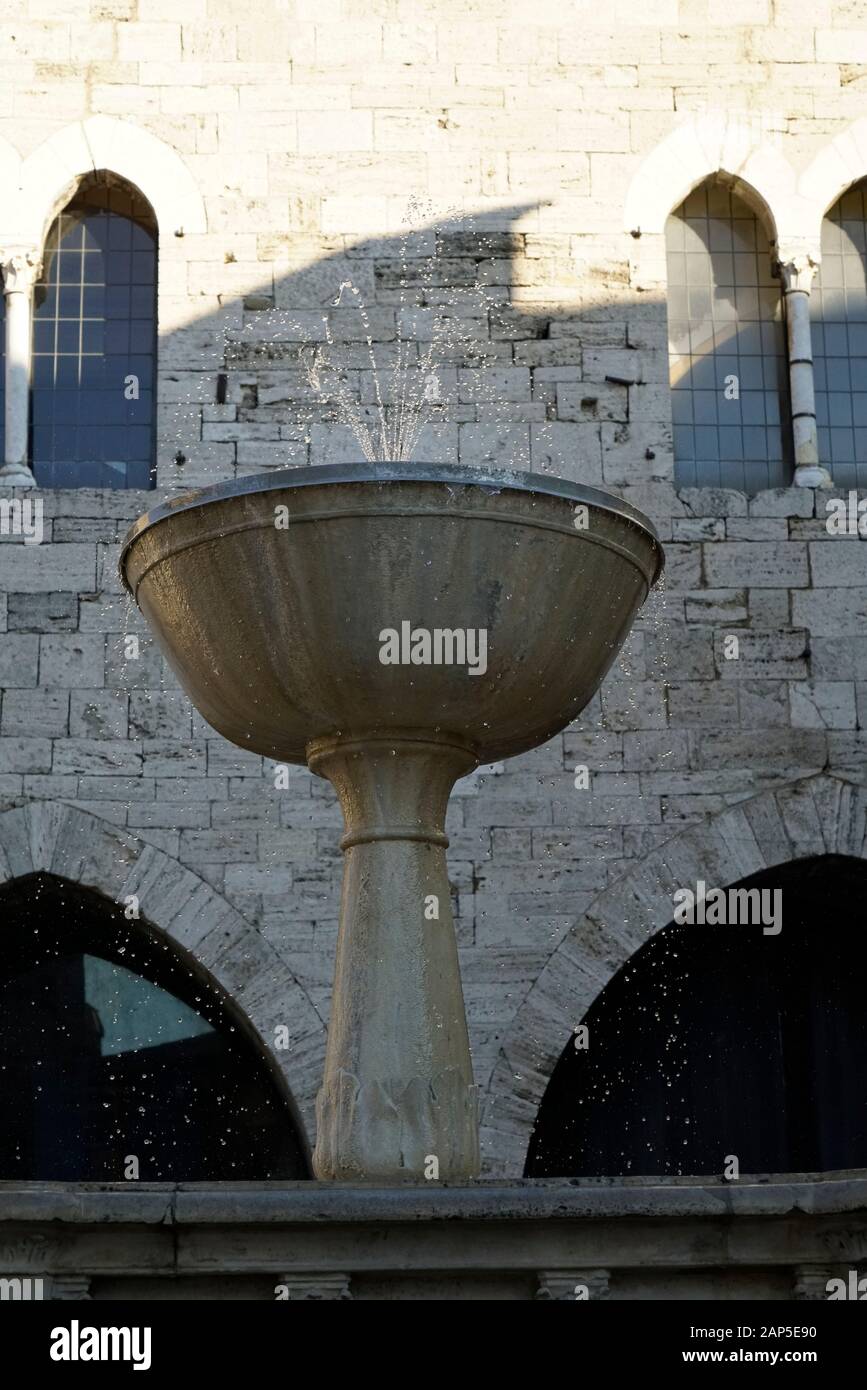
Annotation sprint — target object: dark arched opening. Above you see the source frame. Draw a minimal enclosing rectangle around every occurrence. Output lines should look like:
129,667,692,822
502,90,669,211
526,855,867,1177
0,873,310,1180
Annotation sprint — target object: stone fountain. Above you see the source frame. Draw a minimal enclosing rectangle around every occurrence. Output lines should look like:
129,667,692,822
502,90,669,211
120,461,663,1181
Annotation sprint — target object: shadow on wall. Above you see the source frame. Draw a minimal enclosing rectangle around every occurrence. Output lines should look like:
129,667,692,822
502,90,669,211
21,170,867,499
153,200,675,498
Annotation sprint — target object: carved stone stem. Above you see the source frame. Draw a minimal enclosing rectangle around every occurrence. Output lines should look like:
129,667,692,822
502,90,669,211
308,730,479,1181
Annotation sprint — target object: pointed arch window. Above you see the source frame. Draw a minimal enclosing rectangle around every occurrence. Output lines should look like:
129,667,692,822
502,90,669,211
811,179,867,488
665,180,793,491
30,175,157,489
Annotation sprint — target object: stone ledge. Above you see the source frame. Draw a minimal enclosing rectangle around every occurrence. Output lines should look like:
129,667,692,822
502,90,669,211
1,1177,864,1293
1,1170,866,1226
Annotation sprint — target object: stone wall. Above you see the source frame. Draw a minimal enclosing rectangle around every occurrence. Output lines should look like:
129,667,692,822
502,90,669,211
0,0,866,1175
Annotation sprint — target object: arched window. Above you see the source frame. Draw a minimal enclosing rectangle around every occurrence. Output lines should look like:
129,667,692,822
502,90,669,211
0,875,309,1180
526,856,867,1177
0,291,5,460
665,180,793,492
30,174,157,489
811,179,867,488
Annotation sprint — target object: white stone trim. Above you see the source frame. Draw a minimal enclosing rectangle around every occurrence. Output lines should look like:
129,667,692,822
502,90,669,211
0,140,32,485
800,117,867,246
628,110,867,267
624,111,803,246
0,803,324,1154
485,773,867,1177
0,135,21,204
15,117,207,247
778,255,832,488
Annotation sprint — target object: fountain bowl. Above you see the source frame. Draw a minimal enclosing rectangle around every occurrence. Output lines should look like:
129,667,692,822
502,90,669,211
120,462,662,767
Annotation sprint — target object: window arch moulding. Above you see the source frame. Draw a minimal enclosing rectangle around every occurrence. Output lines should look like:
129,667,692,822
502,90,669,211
17,117,206,249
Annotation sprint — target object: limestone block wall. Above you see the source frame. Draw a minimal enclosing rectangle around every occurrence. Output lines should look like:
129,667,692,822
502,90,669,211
0,0,865,1174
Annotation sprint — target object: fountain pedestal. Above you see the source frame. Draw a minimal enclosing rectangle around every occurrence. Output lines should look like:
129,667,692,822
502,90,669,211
121,463,662,1182
309,731,478,1179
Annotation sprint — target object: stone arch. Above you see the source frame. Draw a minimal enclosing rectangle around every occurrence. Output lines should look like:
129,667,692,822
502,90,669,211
801,116,867,247
15,116,207,247
0,133,21,209
0,802,325,1151
623,111,812,301
483,773,867,1177
624,112,802,242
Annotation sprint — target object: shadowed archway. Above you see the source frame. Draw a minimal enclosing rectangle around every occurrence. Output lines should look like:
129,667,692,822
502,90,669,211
526,854,867,1178
485,774,867,1176
0,802,327,1157
0,872,310,1180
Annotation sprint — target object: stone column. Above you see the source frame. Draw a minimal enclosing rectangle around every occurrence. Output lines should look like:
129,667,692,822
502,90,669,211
779,253,831,490
0,247,41,488
308,730,480,1182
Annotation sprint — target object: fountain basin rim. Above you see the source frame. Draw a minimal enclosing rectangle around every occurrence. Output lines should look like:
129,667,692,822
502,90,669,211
119,461,664,594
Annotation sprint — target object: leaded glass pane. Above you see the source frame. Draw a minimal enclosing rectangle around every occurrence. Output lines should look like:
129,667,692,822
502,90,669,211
665,181,793,491
30,179,157,490
812,179,867,488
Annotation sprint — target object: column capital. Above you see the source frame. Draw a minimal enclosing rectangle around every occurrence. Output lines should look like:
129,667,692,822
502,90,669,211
0,246,42,294
777,250,819,294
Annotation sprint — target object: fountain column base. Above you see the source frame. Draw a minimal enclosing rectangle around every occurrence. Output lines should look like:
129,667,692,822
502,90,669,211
308,731,480,1181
